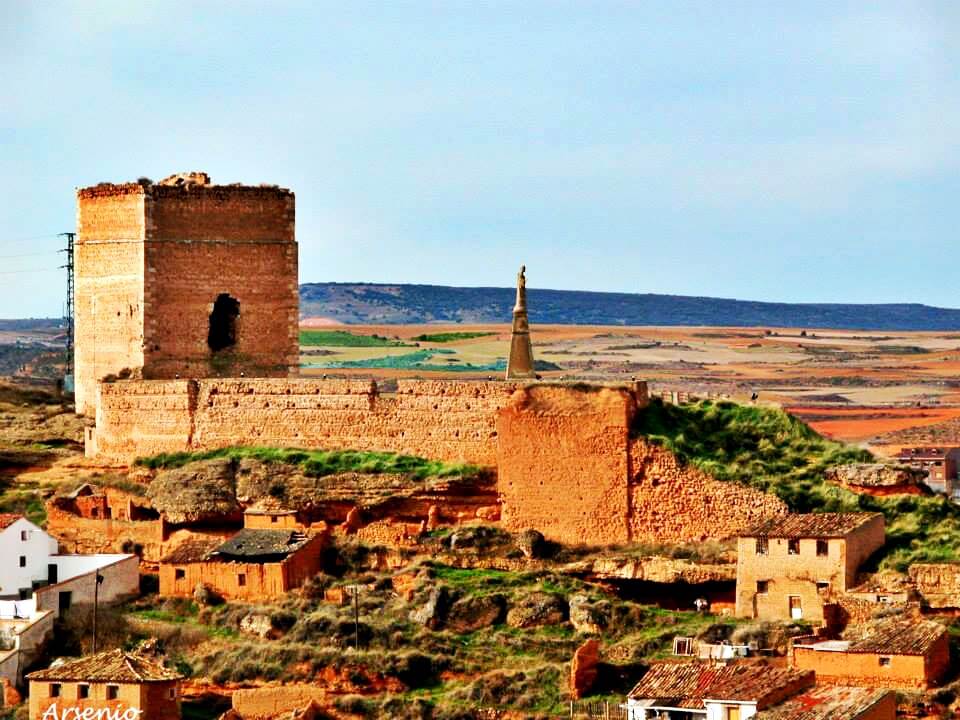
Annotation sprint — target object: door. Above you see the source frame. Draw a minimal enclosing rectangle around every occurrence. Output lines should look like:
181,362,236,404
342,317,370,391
727,707,741,720
48,563,58,584
789,595,802,619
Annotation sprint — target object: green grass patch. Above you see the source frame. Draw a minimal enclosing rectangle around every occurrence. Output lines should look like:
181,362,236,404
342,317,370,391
633,398,960,570
134,446,484,481
299,330,409,347
412,332,496,343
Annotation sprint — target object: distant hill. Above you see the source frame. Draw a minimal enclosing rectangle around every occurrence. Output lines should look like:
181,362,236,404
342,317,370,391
300,282,960,331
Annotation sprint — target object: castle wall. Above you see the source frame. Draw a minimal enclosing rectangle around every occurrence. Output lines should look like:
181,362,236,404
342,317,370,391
628,438,788,544
497,385,640,545
91,378,517,466
74,180,298,415
75,188,147,414
142,187,298,380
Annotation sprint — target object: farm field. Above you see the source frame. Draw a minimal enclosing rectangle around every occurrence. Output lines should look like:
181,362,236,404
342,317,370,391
299,323,960,454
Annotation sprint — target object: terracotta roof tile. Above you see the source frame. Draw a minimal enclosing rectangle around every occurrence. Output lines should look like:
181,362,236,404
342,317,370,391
756,686,893,719
628,662,812,708
160,535,224,564
847,619,946,656
0,514,23,530
741,513,882,539
27,649,182,683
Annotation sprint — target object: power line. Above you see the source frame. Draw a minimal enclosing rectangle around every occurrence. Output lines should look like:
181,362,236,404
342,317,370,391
0,234,61,246
0,268,61,275
0,251,60,259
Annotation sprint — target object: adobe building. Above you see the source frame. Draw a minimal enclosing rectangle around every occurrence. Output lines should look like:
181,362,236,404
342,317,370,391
789,619,949,690
27,648,183,720
894,447,960,496
159,528,325,600
735,513,885,624
74,172,298,414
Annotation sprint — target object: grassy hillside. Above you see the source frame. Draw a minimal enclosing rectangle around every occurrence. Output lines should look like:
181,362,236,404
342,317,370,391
634,399,960,571
135,446,483,481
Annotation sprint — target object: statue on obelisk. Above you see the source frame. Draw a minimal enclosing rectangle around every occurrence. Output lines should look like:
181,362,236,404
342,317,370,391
506,265,536,379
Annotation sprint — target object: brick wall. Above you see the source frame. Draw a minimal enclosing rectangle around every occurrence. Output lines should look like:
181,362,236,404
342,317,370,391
75,181,298,416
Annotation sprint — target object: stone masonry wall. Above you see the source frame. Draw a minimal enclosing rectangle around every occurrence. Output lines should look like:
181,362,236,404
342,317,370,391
74,181,298,415
91,378,519,465
628,438,787,544
908,563,960,609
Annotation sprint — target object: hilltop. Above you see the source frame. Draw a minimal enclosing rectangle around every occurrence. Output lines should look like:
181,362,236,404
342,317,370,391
300,283,960,330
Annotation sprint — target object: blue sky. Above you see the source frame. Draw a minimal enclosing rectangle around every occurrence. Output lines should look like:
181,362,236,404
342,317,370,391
2,1,958,317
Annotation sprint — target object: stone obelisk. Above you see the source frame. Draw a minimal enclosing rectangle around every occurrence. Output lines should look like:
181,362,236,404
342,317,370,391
506,265,536,379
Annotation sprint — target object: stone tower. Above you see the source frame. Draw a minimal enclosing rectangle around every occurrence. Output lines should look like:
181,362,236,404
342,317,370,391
506,265,535,379
73,173,299,414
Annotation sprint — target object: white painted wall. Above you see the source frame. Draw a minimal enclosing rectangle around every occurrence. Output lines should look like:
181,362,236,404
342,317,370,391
0,518,58,598
705,701,758,720
51,553,131,581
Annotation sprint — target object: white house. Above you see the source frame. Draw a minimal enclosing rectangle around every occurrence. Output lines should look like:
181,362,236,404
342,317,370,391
0,514,59,600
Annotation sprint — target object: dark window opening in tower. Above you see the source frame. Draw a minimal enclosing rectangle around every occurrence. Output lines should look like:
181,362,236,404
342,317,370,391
208,293,240,352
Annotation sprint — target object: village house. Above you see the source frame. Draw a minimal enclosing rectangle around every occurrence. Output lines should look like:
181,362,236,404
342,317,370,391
624,661,894,720
242,499,305,530
27,648,183,720
735,513,885,624
894,447,960,497
789,619,949,690
159,528,325,600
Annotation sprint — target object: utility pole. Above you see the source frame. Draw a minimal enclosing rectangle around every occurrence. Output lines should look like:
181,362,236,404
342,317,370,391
91,572,104,653
58,232,76,391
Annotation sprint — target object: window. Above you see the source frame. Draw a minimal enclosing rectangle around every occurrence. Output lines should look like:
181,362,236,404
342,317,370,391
19,556,26,568
20,531,27,542
816,539,828,556
879,656,891,667
168,688,177,700
106,685,119,700
271,515,279,523
238,573,246,587
756,580,768,594
174,568,185,581
50,684,61,698
788,539,800,555
755,538,768,555
816,581,830,592
208,293,240,352
78,684,90,699
91,507,99,518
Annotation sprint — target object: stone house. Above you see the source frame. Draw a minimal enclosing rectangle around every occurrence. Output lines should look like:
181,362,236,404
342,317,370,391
624,661,894,720
735,513,885,624
894,447,960,497
159,528,325,600
27,648,182,720
789,619,949,690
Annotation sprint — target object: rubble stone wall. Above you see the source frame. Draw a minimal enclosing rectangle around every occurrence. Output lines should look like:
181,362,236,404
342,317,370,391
628,438,787,544
908,563,960,609
231,685,327,718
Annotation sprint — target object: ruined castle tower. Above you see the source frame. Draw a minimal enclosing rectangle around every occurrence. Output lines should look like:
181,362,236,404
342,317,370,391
505,265,535,379
74,173,299,414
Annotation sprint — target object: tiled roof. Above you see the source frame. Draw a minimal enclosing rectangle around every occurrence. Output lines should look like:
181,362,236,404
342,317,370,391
27,649,182,683
628,662,812,708
755,686,892,719
895,447,956,459
212,529,310,560
160,535,224,564
0,514,23,530
847,619,946,656
741,513,882,539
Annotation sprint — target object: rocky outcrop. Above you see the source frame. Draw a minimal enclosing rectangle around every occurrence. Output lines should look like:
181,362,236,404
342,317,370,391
148,458,241,524
570,639,601,699
409,587,450,629
506,592,568,628
516,529,547,559
563,556,736,584
826,463,925,489
569,594,609,635
445,594,506,633
909,564,960,609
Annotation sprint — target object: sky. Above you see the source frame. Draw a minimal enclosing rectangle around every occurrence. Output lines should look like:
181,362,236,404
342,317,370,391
1,1,959,318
